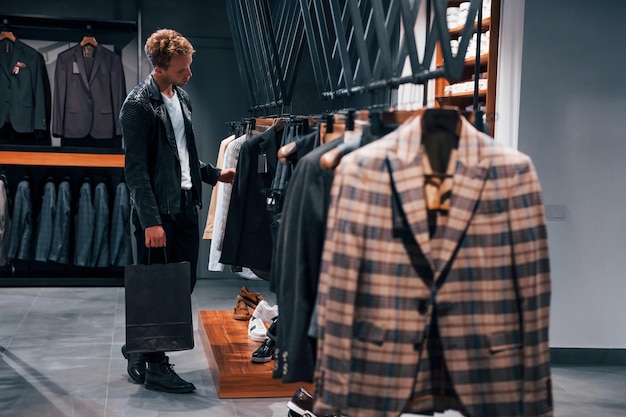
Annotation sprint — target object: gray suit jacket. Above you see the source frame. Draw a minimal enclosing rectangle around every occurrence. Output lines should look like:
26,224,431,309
0,39,50,133
0,175,11,266
48,180,71,264
52,44,126,139
7,179,33,261
109,181,132,266
73,181,94,267
35,179,56,262
90,181,110,267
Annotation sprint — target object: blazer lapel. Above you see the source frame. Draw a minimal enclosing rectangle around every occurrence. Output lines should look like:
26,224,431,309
435,116,491,279
88,46,103,85
385,116,435,272
0,40,16,79
73,46,90,90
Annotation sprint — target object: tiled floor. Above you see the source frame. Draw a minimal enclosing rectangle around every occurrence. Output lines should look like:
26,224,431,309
0,277,624,417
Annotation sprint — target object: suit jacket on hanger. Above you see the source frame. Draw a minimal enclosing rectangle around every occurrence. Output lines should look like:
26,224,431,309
52,44,126,139
313,114,552,417
0,39,50,133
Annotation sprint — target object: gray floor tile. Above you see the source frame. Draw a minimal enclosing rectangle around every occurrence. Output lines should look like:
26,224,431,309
0,277,624,417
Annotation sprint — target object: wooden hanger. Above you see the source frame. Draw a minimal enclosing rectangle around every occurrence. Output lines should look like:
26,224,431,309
80,36,98,47
0,31,16,42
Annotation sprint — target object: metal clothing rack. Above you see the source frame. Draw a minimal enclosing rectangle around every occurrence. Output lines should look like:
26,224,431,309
227,0,486,112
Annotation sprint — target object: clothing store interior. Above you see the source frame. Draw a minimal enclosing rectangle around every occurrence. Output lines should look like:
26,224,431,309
0,0,624,416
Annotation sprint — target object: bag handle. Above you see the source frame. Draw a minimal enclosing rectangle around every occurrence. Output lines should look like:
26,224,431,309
146,247,168,265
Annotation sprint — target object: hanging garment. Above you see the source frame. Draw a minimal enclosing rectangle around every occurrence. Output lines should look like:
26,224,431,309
52,44,126,139
207,132,247,271
34,178,56,262
203,134,236,240
48,179,71,264
90,180,110,267
270,135,344,383
0,173,11,265
110,180,132,267
73,180,95,267
7,178,33,262
0,39,50,134
313,113,552,417
220,125,281,272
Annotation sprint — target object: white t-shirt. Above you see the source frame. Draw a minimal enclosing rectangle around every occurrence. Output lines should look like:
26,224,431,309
162,90,192,190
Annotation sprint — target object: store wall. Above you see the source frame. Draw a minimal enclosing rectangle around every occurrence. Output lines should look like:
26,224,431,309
518,0,626,350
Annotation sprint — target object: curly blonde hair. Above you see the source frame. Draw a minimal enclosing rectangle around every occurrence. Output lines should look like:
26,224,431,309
144,29,195,69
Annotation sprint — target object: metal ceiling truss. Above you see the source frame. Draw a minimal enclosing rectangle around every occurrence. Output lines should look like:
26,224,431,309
227,0,485,111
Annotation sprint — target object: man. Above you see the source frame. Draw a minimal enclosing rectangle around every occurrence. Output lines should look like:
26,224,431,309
120,28,235,393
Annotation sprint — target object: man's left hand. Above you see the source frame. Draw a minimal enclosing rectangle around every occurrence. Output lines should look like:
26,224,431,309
218,168,236,183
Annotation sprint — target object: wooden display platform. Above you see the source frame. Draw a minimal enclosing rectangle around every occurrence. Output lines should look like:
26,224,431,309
198,310,312,398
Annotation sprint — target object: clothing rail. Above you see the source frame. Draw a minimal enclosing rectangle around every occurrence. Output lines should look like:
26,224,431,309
228,0,486,111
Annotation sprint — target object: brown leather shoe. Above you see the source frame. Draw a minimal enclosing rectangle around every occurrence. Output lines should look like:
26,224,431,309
238,286,264,309
233,295,251,320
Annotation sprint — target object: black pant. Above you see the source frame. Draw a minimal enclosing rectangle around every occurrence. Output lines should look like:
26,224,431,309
132,189,199,362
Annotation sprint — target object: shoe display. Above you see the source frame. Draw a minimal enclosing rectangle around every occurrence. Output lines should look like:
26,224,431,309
233,295,251,320
144,356,196,393
248,316,267,342
252,300,279,324
121,344,147,384
238,286,264,309
266,316,278,341
251,338,276,363
287,386,316,417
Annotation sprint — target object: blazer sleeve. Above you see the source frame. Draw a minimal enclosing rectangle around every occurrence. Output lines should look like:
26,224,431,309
111,53,126,137
509,156,553,416
51,53,67,137
313,159,365,414
33,50,49,131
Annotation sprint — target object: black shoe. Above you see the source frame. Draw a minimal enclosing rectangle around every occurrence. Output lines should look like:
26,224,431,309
287,386,316,416
121,344,146,384
251,338,276,363
144,356,196,393
266,316,278,341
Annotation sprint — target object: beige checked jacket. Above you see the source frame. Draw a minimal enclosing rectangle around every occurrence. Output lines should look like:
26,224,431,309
313,113,552,417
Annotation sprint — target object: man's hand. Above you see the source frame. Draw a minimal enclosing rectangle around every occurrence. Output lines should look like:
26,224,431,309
145,225,166,248
218,168,236,183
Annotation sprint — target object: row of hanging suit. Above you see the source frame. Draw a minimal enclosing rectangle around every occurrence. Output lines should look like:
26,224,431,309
0,172,132,269
204,107,553,417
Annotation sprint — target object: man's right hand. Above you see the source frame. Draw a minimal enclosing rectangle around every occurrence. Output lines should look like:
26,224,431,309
145,225,166,248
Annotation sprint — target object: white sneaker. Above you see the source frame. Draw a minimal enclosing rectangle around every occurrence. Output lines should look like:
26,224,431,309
252,300,279,324
248,316,267,342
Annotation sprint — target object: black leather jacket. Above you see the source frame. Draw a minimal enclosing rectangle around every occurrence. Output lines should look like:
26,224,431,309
120,75,220,229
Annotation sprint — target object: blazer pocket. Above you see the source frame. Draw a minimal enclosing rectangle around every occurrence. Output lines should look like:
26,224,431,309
354,321,386,346
488,330,521,353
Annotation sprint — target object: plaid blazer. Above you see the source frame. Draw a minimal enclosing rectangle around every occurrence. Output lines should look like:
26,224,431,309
313,113,552,417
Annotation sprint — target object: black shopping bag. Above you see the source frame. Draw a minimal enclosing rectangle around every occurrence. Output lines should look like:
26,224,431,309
124,258,194,353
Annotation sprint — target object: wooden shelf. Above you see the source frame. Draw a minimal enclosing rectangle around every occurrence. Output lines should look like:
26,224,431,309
449,17,491,36
198,310,312,398
435,0,500,137
0,151,124,167
436,89,487,100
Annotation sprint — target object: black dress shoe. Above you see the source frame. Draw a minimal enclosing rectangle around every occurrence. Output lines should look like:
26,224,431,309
251,338,276,363
121,344,146,384
144,356,196,393
266,316,278,341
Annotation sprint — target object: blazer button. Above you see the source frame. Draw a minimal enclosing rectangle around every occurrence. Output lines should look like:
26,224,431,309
417,300,429,315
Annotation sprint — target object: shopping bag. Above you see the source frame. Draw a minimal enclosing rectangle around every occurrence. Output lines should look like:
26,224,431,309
124,256,194,353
